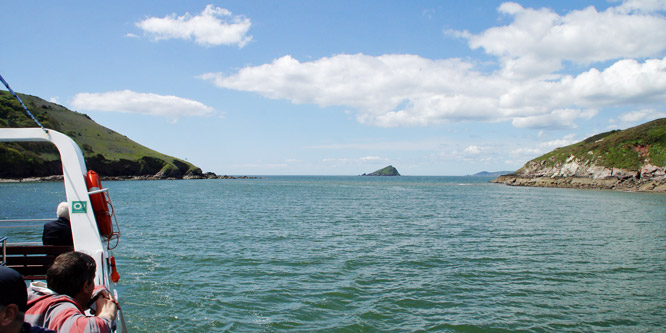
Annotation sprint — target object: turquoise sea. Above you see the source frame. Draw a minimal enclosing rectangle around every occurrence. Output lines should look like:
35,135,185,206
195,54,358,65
1,176,665,332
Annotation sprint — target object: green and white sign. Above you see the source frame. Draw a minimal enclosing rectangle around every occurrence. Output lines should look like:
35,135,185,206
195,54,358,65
71,201,87,213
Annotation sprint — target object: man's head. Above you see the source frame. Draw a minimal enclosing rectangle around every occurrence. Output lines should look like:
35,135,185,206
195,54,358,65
47,252,96,304
0,266,27,331
56,202,69,220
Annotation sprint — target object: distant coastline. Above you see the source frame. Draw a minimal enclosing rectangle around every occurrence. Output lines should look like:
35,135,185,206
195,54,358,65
0,173,260,183
470,171,513,177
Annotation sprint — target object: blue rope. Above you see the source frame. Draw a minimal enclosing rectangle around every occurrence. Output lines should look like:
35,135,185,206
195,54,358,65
0,74,46,131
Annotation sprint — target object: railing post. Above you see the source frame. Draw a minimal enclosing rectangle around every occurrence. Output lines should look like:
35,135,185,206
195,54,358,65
0,237,7,266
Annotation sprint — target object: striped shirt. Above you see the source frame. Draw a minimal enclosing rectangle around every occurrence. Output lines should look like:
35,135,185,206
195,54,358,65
25,283,112,333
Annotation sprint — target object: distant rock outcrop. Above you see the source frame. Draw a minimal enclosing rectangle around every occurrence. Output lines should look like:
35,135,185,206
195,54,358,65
472,171,514,177
492,118,666,193
361,165,400,176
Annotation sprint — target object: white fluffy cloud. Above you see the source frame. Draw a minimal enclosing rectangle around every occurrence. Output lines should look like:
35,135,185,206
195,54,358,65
136,5,252,47
511,108,599,129
201,1,666,129
71,90,216,120
510,134,578,160
460,2,666,78
498,57,666,122
540,134,579,149
615,0,666,14
464,145,482,155
201,53,666,128
606,108,666,129
617,109,666,123
200,54,507,127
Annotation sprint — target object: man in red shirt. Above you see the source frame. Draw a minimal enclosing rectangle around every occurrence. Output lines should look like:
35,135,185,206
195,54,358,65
25,252,117,333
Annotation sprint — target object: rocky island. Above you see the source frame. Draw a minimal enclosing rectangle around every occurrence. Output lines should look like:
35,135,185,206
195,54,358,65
492,118,666,193
361,165,401,176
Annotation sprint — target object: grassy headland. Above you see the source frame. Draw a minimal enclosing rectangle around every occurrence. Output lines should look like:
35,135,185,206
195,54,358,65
0,90,202,179
530,118,666,170
493,118,666,192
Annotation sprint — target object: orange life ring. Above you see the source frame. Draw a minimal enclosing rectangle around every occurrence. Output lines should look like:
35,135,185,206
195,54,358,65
85,170,113,238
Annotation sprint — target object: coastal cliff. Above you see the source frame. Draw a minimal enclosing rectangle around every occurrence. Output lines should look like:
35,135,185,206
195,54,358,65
1,91,205,179
492,118,666,193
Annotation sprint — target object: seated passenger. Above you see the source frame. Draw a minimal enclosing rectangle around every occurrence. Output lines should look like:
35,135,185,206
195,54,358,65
25,252,117,333
42,202,73,246
0,266,54,333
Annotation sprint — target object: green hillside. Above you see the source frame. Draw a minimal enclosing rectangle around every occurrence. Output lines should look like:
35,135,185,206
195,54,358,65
0,90,202,178
526,118,666,171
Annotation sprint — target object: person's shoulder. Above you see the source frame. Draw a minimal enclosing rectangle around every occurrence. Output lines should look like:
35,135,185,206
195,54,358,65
48,296,81,311
43,219,58,226
55,217,71,225
27,289,80,313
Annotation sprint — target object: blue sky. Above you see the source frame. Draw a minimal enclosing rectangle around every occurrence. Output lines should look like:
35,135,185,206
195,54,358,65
2,1,666,175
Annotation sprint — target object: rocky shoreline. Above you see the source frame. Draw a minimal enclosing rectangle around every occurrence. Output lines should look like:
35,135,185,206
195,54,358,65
492,160,666,193
491,174,666,193
0,172,260,183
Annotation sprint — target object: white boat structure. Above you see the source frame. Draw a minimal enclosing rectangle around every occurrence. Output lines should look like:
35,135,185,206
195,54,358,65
0,127,126,331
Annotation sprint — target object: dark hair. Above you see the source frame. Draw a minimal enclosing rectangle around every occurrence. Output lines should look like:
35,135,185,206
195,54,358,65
47,252,96,297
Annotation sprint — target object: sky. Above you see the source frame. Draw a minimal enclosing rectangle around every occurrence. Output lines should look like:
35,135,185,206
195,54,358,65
1,0,666,176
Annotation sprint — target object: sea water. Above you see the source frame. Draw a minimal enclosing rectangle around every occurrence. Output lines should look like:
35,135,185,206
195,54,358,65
1,176,665,331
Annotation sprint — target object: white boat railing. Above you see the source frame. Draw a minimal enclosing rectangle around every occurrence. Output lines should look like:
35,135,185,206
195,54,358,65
88,188,108,195
0,236,6,265
0,219,51,226
0,219,51,222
